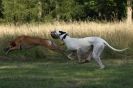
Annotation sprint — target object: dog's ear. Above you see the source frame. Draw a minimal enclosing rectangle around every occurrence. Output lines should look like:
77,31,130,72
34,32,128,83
59,31,66,35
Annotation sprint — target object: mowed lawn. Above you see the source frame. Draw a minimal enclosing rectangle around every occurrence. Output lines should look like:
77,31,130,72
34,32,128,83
0,56,132,88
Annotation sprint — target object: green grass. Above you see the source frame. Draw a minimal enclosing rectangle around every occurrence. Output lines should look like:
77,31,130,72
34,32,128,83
0,57,132,88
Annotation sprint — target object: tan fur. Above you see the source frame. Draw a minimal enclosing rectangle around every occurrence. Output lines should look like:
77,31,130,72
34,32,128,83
5,35,64,54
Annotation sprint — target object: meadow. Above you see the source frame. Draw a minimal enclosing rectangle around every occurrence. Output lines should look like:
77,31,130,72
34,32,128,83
0,21,133,88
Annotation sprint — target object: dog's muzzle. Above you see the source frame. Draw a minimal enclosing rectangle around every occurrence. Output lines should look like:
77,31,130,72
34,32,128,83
50,31,59,39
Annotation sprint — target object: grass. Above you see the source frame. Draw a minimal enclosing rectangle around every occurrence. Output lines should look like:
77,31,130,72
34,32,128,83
0,21,133,88
0,58,132,88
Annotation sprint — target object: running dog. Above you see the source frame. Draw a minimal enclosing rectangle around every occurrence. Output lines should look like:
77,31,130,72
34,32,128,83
4,35,65,55
51,30,128,69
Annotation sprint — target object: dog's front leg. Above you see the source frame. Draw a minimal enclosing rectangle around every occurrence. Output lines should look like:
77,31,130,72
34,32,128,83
5,46,21,55
67,52,75,60
77,49,82,63
86,51,92,62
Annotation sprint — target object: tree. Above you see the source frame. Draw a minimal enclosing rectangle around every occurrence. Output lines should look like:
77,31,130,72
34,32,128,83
2,0,39,23
0,0,3,18
127,0,132,23
38,0,42,21
0,0,129,22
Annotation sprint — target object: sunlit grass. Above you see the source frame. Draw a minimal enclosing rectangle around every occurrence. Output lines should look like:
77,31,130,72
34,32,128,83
0,21,132,48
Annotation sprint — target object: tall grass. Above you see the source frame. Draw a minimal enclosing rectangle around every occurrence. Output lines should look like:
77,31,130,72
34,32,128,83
0,21,133,47
0,21,133,58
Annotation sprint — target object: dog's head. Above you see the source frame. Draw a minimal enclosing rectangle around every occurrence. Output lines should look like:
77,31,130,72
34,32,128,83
50,30,67,39
3,41,16,53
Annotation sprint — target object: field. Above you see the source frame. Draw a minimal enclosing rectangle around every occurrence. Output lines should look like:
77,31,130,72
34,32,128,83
0,58,132,88
0,21,133,88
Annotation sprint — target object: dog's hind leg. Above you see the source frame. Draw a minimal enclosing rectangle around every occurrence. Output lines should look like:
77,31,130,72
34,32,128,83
92,44,105,69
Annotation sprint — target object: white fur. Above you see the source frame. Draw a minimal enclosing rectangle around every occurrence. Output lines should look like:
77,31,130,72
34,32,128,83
54,31,128,69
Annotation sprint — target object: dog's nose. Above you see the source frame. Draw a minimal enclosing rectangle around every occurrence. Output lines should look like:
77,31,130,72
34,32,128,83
50,31,53,34
51,32,55,35
51,31,54,33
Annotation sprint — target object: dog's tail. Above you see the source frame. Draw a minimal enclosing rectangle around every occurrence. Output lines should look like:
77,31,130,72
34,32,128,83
103,39,128,52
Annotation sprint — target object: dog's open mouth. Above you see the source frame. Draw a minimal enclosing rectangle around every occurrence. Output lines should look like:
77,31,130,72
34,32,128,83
50,31,59,39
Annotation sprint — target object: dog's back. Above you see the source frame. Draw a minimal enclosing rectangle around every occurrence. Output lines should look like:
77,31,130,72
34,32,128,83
12,35,49,46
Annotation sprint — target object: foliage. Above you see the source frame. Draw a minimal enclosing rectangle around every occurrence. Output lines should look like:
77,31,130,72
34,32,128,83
2,0,39,23
0,0,3,18
0,0,131,22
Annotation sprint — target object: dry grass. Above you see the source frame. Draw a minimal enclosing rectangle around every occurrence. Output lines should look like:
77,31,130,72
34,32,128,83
0,21,133,48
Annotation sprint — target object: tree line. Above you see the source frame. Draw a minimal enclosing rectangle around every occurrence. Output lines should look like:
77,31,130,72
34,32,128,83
0,0,131,23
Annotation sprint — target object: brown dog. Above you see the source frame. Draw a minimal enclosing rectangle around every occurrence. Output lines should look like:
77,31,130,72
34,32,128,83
4,35,65,55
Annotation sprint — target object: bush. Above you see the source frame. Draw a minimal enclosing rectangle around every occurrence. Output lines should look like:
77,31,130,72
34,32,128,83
2,0,39,23
1,0,128,22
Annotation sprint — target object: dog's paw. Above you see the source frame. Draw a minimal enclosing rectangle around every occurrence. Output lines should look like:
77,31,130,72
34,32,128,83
78,60,90,64
67,56,75,60
99,65,105,69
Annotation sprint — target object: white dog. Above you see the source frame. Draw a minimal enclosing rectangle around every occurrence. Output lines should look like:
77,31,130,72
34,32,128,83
51,30,128,69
